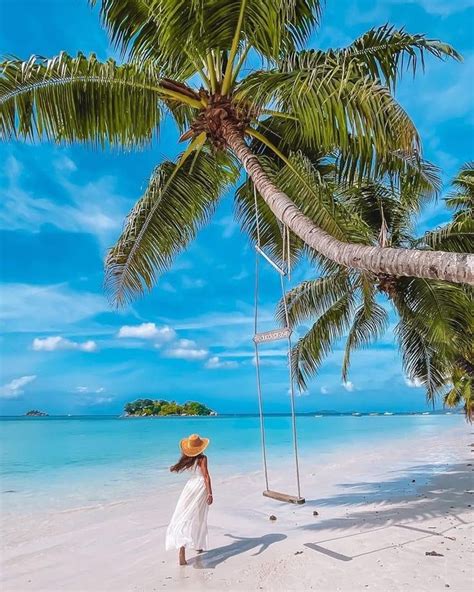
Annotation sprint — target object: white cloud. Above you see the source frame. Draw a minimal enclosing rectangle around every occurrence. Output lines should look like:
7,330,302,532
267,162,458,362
205,356,239,370
54,156,77,173
176,339,195,348
75,386,105,394
181,276,206,289
0,155,129,247
215,215,239,239
342,381,355,392
0,283,107,333
32,336,97,352
231,269,249,281
320,386,329,395
405,376,424,388
118,323,176,343
292,387,308,398
161,282,177,293
0,375,37,399
164,339,209,361
73,383,113,405
174,309,271,331
251,355,283,367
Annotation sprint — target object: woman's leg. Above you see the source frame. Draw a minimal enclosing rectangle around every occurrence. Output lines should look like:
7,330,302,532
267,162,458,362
179,546,187,565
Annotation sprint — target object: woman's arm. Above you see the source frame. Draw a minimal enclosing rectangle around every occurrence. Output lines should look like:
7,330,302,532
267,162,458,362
199,455,213,505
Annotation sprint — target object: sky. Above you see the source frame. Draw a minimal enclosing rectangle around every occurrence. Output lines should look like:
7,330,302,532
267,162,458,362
0,0,473,415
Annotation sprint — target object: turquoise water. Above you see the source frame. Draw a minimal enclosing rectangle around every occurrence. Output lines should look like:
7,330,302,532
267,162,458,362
0,414,464,513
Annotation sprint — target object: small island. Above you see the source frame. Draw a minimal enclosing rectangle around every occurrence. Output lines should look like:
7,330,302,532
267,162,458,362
124,399,216,417
24,410,49,417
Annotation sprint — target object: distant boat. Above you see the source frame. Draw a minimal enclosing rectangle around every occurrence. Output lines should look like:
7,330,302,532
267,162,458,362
422,412,430,415
383,412,393,416
369,413,379,416
352,412,361,416
314,414,323,418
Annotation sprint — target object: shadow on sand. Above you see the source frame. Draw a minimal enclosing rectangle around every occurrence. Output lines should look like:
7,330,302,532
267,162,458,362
191,533,287,569
301,460,473,562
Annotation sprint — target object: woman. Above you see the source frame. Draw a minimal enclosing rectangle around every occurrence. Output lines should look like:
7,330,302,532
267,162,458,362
165,433,213,565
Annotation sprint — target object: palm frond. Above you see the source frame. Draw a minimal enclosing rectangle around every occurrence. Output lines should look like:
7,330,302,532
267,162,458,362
273,152,356,240
0,53,198,146
249,115,335,170
291,292,355,390
443,367,473,423
422,217,474,253
92,0,321,73
105,149,239,306
393,278,473,399
420,162,474,253
279,272,352,327
340,182,411,246
402,278,472,346
396,313,446,399
446,161,474,215
90,0,197,77
341,280,388,381
238,60,420,180
396,156,441,208
326,25,460,90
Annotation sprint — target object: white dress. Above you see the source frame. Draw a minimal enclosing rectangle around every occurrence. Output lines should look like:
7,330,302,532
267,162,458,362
165,464,209,551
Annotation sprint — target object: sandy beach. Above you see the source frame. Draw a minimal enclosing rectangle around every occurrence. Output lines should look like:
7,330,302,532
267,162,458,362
1,421,472,592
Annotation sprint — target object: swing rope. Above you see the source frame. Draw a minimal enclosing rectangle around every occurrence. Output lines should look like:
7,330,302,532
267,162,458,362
253,184,270,490
252,183,303,502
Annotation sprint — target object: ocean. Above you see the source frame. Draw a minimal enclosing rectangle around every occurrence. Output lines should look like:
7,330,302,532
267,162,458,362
0,413,464,515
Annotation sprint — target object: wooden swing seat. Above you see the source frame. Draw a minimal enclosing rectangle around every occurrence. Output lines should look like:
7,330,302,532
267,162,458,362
263,490,305,504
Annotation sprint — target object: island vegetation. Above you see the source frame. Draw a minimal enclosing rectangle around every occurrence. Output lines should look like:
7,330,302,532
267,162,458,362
25,410,48,417
124,399,215,417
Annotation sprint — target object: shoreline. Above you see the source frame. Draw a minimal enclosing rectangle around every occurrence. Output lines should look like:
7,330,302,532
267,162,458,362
1,422,472,591
1,415,465,519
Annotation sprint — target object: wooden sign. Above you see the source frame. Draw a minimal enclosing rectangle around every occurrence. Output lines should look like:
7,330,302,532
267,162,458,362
254,327,291,344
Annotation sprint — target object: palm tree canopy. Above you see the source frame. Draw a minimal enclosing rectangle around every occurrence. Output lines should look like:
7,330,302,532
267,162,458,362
271,163,473,415
91,0,322,66
1,0,472,300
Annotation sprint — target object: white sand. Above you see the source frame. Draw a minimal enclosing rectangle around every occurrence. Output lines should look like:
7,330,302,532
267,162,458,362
1,424,473,592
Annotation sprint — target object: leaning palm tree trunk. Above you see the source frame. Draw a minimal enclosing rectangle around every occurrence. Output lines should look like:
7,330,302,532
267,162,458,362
222,122,474,284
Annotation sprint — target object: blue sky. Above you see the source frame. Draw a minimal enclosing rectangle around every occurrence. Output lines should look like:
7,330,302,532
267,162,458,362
0,0,473,414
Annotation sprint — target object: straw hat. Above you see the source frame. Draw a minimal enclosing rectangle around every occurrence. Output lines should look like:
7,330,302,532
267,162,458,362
180,433,210,457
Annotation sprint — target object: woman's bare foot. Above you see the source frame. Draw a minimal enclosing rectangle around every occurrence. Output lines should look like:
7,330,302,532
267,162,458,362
179,546,187,566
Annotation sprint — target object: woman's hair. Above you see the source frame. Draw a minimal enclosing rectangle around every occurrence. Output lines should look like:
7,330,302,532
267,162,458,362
170,453,204,473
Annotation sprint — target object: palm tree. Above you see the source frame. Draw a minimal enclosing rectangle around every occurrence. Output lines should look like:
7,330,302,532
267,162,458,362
425,163,474,419
264,162,473,416
1,1,473,299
